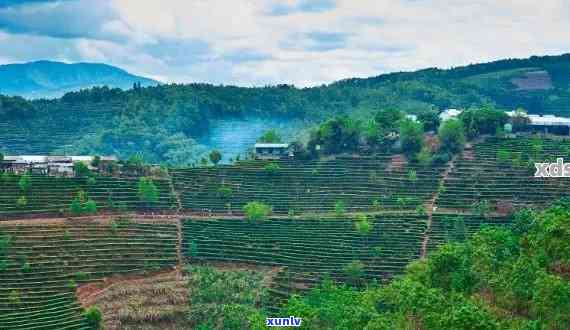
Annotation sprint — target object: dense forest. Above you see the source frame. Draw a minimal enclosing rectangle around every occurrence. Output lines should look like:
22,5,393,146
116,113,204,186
1,53,570,164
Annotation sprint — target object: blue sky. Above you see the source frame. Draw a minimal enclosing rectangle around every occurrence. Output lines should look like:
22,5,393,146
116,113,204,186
0,0,568,86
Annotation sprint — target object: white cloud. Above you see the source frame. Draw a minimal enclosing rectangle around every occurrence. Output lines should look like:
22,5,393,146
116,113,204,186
0,0,569,86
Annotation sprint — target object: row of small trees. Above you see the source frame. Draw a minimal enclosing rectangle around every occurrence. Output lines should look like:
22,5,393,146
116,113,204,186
67,177,160,216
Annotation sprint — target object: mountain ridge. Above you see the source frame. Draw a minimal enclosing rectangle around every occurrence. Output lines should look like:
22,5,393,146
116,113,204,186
0,60,158,99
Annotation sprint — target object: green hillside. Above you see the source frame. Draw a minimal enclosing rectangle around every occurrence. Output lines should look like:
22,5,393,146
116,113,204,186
1,53,570,164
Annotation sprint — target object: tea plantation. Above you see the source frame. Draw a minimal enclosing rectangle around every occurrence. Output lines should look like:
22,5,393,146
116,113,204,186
1,136,569,328
171,155,444,214
0,175,175,217
0,220,177,329
181,215,427,310
437,137,570,210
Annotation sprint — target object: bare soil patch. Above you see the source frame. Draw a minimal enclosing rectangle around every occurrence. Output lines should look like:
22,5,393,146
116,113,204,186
78,262,281,330
78,269,186,330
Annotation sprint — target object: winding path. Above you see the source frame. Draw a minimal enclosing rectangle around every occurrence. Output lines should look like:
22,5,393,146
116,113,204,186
420,154,458,259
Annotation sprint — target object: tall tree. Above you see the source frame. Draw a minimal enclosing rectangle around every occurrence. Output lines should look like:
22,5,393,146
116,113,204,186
257,129,282,143
137,177,159,209
438,119,466,154
209,150,222,166
73,161,90,177
400,118,424,160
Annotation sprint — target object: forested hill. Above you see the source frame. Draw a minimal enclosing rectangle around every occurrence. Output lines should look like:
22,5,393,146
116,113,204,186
1,53,570,164
0,61,158,99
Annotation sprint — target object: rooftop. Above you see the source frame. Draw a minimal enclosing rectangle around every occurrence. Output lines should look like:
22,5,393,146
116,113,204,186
505,111,570,126
2,155,118,163
439,108,463,121
254,143,290,148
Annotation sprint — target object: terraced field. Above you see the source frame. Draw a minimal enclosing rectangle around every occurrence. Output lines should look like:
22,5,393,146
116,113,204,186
172,156,444,214
437,137,570,210
0,219,177,330
0,175,175,217
426,213,513,253
2,136,570,328
181,215,428,310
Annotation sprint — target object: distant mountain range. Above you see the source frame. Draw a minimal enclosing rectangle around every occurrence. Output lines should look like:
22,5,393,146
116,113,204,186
0,61,158,99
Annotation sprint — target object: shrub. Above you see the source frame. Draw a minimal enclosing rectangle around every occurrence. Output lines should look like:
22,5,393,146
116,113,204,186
372,199,382,212
512,152,523,168
217,186,233,199
354,213,373,236
416,205,427,216
497,149,511,167
16,195,27,208
209,150,222,166
431,151,451,165
335,200,346,217
288,208,296,218
110,220,119,234
472,200,491,218
512,208,537,236
73,161,90,177
396,197,407,212
243,201,272,222
189,240,198,258
70,196,83,216
417,147,433,167
87,176,97,185
84,199,97,215
344,260,365,286
106,193,115,209
18,174,31,193
263,162,281,174
75,271,90,281
138,177,159,209
21,262,31,273
407,169,417,183
84,306,103,329
8,290,20,305
374,246,385,258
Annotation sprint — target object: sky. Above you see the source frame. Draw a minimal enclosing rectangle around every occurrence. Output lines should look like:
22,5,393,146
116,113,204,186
0,0,569,87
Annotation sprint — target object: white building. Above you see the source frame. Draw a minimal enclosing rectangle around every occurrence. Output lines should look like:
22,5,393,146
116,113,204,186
439,109,463,122
254,143,293,160
405,114,419,122
0,155,118,175
506,111,570,135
